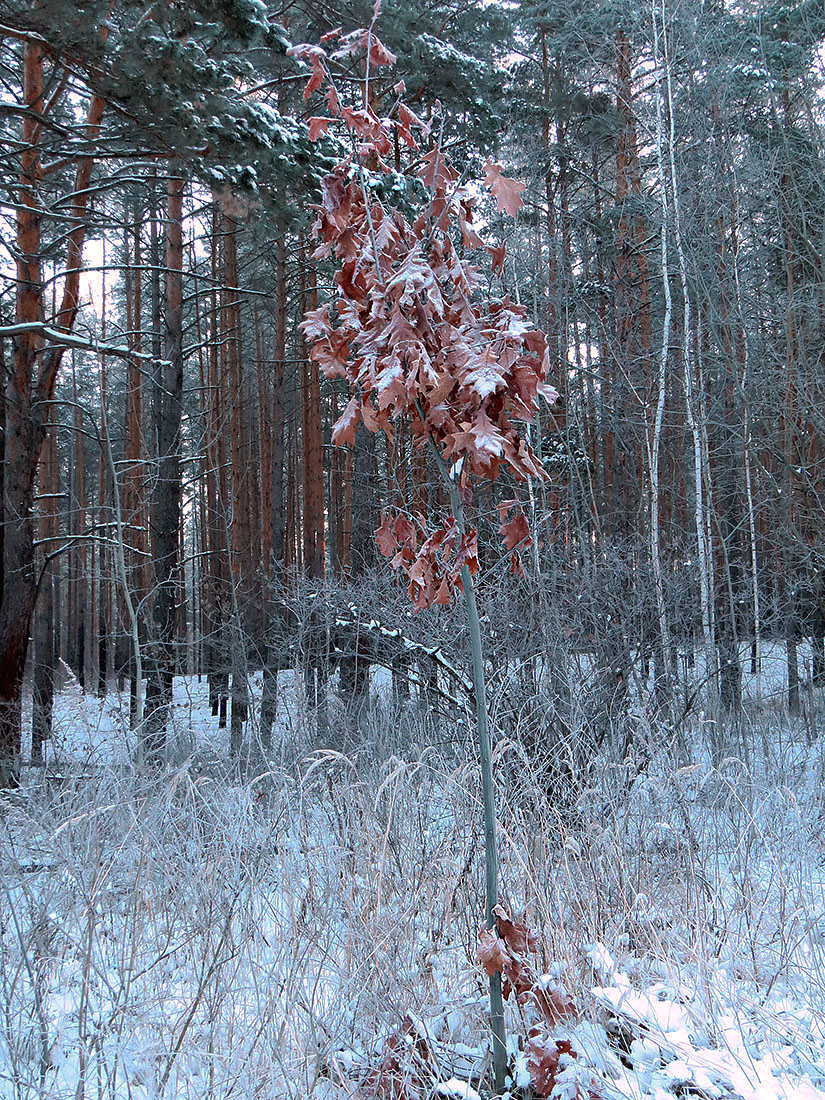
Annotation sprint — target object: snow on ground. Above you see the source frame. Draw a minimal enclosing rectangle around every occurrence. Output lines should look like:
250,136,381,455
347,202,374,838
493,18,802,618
2,645,825,1099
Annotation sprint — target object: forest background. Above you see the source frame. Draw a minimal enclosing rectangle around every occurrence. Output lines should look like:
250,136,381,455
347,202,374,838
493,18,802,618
1,0,825,1096
1,0,824,776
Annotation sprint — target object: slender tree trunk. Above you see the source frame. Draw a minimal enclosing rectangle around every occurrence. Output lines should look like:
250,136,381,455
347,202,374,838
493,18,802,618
659,21,714,691
0,40,105,784
650,1,674,697
124,207,147,725
301,249,324,580
0,341,4,622
145,169,185,761
427,434,507,1094
0,39,44,786
32,410,58,765
98,251,110,696
255,308,273,572
203,207,226,721
613,28,652,539
260,236,288,752
70,371,87,688
222,214,251,757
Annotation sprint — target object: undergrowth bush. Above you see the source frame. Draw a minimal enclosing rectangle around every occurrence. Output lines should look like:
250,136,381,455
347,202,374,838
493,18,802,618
0,681,824,1098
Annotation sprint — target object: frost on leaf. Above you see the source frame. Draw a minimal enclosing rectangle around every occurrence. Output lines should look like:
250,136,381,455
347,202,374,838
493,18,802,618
362,1014,436,1100
468,408,505,459
331,29,397,69
375,359,406,411
286,43,328,98
331,395,360,445
477,926,509,977
292,18,557,610
308,116,335,140
463,353,507,401
526,1035,578,1098
483,161,527,218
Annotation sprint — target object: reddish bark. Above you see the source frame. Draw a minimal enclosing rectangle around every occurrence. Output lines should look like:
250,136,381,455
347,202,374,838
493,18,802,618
0,39,44,784
0,37,106,783
144,171,185,757
300,243,325,579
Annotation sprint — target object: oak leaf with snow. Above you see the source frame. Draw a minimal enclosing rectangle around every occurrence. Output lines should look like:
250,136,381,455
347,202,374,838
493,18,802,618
291,22,556,610
483,161,527,217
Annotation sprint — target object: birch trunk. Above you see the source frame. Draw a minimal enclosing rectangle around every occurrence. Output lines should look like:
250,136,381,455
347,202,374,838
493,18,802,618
662,8,715,694
650,0,673,695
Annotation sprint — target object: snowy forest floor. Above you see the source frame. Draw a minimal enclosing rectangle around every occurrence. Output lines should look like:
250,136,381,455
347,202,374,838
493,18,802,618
2,646,825,1100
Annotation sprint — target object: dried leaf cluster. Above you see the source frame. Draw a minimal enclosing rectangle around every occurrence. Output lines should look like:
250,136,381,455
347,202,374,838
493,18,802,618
291,18,557,608
477,906,599,1098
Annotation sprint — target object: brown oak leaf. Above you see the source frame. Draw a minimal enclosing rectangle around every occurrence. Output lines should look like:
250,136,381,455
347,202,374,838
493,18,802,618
376,513,397,557
308,116,335,140
483,161,527,218
526,1035,577,1098
476,926,509,977
499,512,531,552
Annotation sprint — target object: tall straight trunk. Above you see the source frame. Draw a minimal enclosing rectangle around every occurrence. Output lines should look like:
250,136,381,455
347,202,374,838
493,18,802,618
272,237,287,574
0,39,44,786
613,28,652,538
71,379,87,688
293,406,302,574
660,20,714,686
298,245,326,734
196,470,207,679
86,513,98,692
539,28,560,374
329,386,343,576
425,434,507,1093
701,302,743,718
260,236,288,751
710,238,745,712
780,86,800,718
719,117,763,695
224,214,251,590
145,169,185,761
32,410,58,764
0,38,105,784
193,252,210,684
255,307,273,571
590,153,611,541
222,214,250,755
124,207,147,724
285,424,298,575
97,247,111,695
538,28,578,562
300,249,325,580
650,0,673,694
0,340,4,618
203,206,228,722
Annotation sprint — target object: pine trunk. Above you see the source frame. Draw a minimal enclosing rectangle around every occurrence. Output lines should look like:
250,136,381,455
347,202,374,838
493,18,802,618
145,170,185,760
0,39,44,786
